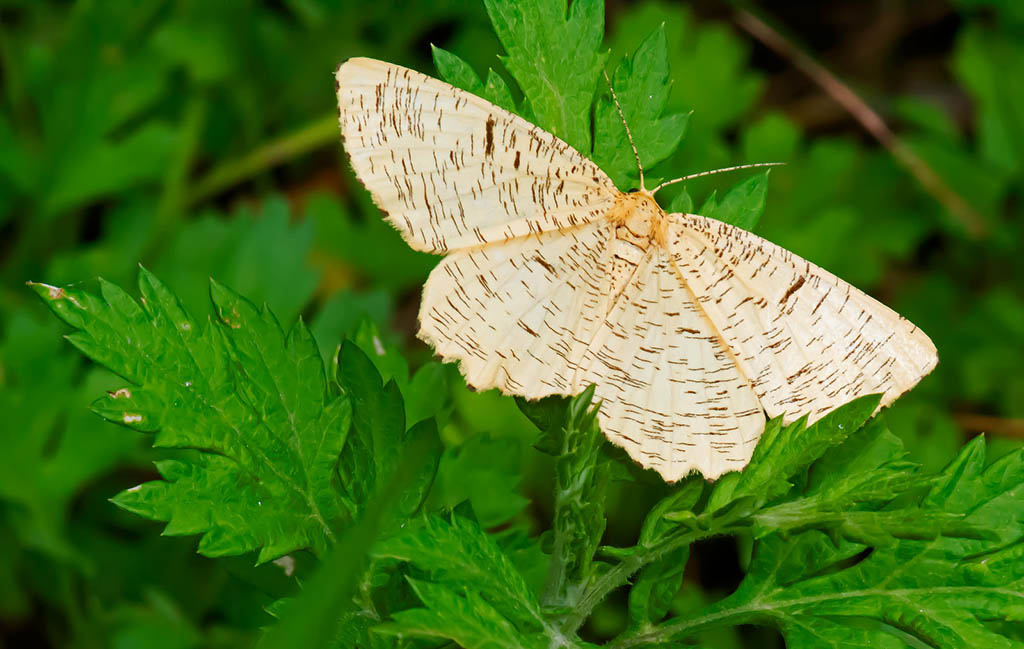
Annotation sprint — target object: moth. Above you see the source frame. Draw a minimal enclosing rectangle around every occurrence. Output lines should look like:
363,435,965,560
335,57,937,481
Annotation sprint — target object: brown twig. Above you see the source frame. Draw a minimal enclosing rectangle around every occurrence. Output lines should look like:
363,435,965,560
734,9,987,239
955,413,1024,438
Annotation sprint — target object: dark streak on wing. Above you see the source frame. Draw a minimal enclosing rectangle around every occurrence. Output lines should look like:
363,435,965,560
533,254,557,275
484,115,495,157
779,275,806,305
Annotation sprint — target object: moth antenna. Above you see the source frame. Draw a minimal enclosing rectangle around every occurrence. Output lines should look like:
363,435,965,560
603,69,645,192
651,162,785,195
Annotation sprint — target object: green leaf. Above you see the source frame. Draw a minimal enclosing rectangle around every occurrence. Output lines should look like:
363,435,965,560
749,418,982,545
342,329,443,513
616,435,1024,649
484,0,607,153
626,479,702,628
640,479,704,548
152,17,236,84
405,361,449,427
0,311,137,564
627,545,689,629
700,171,770,231
45,122,177,214
309,289,393,361
432,44,487,96
954,24,1024,178
380,579,547,649
394,418,442,519
432,44,519,114
593,25,689,189
32,270,350,563
735,441,1024,649
375,514,545,630
697,189,718,216
258,430,440,649
432,433,529,528
668,188,693,213
153,196,320,324
351,319,410,390
484,69,518,113
337,340,405,510
708,395,882,514
308,192,436,293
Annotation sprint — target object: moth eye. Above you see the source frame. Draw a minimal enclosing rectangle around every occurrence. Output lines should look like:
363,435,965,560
627,188,640,194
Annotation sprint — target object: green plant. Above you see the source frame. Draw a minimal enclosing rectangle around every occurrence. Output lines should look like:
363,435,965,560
26,1,1024,647
32,267,1024,648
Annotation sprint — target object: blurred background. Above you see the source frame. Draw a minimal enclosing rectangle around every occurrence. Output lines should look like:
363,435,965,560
0,1,1021,647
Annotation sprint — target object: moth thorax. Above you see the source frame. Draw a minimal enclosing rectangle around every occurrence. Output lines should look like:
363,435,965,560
611,192,667,247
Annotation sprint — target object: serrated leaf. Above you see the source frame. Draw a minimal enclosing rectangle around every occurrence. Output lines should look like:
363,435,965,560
432,433,529,528
668,188,693,214
337,340,405,509
375,514,544,630
432,45,519,116
484,0,607,153
0,311,137,564
484,69,517,113
639,438,1024,649
701,171,770,231
745,417,969,545
380,579,547,649
432,44,487,96
32,271,349,562
593,25,689,189
708,395,882,514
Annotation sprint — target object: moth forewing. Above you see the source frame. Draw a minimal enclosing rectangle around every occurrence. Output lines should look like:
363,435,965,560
335,57,619,254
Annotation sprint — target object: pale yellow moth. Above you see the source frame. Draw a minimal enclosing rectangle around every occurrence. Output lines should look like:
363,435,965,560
334,57,937,481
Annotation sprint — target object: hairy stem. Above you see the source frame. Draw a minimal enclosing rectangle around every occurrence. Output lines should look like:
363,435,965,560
562,521,745,635
606,599,764,649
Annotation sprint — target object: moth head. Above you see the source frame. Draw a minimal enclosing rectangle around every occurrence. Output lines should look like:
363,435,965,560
614,190,667,246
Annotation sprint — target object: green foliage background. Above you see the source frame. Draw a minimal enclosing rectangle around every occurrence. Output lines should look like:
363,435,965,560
1,1,1022,647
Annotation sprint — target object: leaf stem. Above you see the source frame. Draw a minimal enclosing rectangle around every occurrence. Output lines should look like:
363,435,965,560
561,552,644,633
607,584,1024,648
562,521,744,635
184,113,339,208
606,599,764,649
